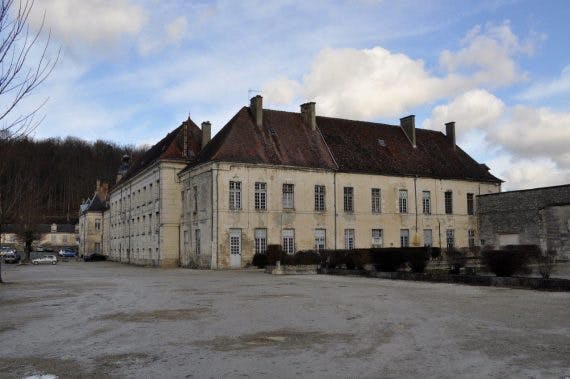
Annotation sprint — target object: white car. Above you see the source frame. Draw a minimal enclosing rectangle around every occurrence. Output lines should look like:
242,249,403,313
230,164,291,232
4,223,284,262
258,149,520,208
32,255,58,265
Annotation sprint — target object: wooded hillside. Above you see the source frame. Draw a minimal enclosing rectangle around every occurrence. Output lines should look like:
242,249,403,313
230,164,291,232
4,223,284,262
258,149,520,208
0,137,145,224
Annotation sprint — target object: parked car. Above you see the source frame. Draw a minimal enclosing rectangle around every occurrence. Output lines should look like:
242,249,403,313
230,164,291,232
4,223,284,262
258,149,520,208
32,255,58,265
58,248,77,258
3,251,21,264
83,253,107,262
0,247,15,257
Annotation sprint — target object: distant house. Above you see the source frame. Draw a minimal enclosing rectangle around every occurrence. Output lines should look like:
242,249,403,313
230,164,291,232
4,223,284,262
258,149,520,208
78,180,109,257
0,223,78,250
478,184,570,260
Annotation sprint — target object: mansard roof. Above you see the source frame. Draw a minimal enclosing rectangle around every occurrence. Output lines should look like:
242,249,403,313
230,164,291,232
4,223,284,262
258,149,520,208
119,118,202,184
189,106,501,183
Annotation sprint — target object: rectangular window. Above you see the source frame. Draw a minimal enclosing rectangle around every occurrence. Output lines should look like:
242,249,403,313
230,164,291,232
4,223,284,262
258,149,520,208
95,242,101,252
468,229,475,248
282,184,294,209
183,230,189,245
254,228,267,255
344,187,354,212
314,185,326,212
315,229,326,252
422,191,431,214
229,181,241,210
95,219,101,231
230,229,241,256
282,229,295,255
423,229,433,247
193,186,198,214
371,188,381,213
467,193,474,215
399,189,408,213
400,229,409,247
371,229,383,248
51,234,56,242
344,229,355,250
446,229,455,248
445,191,453,214
254,182,267,210
195,229,201,255
63,235,67,243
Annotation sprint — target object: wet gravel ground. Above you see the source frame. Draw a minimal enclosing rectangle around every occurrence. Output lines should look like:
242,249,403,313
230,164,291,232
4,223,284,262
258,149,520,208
0,261,569,378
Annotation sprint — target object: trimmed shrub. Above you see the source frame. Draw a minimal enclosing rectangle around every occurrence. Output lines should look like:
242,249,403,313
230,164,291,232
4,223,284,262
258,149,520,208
537,249,557,279
251,253,267,268
481,248,534,277
266,244,284,266
295,250,321,265
428,247,442,259
319,249,347,268
446,248,467,274
346,249,371,270
406,249,430,273
370,248,408,272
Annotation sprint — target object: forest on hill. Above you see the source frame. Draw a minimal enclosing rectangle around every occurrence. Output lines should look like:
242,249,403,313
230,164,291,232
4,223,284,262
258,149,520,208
0,137,146,225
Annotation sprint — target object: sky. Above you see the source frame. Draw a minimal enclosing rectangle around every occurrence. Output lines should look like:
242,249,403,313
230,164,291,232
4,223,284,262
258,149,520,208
11,0,570,191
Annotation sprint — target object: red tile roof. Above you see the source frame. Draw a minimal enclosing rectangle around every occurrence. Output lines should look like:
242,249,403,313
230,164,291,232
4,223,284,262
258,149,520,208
191,107,501,183
119,118,202,184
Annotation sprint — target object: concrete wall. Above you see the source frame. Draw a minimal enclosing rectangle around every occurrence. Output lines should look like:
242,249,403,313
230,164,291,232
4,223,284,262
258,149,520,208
181,162,500,269
540,204,570,260
478,185,570,260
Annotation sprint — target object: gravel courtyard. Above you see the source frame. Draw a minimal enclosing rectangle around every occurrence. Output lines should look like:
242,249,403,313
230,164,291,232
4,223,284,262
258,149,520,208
1,262,568,378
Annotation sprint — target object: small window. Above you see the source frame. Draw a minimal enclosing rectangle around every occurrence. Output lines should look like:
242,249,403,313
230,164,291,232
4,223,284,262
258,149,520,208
399,190,408,214
467,193,474,215
400,229,409,247
371,229,383,248
282,184,294,209
468,229,475,248
183,230,189,245
344,187,354,212
254,182,267,210
445,191,453,214
423,229,432,247
254,229,267,255
95,219,101,231
371,188,381,213
229,181,241,210
282,229,295,255
344,229,355,250
315,229,326,252
422,191,431,214
446,229,455,248
195,229,201,255
314,185,326,212
193,186,198,214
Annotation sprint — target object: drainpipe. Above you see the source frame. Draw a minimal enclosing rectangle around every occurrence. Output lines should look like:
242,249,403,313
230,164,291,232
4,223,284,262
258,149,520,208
333,172,337,250
414,176,418,244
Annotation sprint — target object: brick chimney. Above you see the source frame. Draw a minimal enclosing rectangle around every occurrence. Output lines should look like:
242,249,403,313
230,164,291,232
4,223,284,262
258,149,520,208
400,115,416,148
201,121,211,148
445,122,456,150
250,95,263,127
300,102,316,130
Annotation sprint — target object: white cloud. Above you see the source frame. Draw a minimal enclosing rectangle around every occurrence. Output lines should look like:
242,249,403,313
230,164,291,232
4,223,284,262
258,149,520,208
263,22,533,120
488,105,570,168
517,65,570,101
28,0,147,48
488,156,570,191
263,77,301,105
165,16,188,44
422,89,505,133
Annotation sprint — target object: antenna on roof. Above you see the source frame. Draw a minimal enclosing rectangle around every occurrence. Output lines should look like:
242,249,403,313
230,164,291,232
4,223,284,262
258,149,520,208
248,88,260,100
187,110,191,120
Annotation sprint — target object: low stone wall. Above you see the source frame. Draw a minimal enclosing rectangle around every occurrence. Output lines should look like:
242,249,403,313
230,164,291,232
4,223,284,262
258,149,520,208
265,264,319,275
318,268,570,291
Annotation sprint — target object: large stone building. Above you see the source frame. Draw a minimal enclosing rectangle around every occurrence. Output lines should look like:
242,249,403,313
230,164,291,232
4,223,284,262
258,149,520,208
78,180,109,257
1,223,78,251
104,118,210,267
178,96,502,268
478,184,570,260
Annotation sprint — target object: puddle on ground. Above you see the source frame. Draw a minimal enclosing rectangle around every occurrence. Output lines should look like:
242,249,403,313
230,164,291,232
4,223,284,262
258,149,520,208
195,329,353,352
101,307,210,322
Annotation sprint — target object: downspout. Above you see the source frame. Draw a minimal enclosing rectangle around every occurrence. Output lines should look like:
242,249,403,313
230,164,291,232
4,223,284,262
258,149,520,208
414,176,418,245
333,172,337,250
211,168,215,269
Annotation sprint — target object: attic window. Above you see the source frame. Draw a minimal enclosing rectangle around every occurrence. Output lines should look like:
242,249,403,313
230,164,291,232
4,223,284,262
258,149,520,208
269,127,277,136
377,139,386,147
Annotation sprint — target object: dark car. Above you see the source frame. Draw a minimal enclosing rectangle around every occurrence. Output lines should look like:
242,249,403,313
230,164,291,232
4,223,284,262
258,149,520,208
83,253,107,262
58,248,77,258
3,251,21,264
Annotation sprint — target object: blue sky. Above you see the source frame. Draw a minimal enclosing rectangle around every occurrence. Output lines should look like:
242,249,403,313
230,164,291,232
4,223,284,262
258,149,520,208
15,0,570,190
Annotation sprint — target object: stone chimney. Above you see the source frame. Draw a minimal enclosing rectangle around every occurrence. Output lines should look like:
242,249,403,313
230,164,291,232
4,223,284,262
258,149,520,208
300,102,317,130
445,122,456,150
250,95,263,127
201,121,211,148
400,115,416,148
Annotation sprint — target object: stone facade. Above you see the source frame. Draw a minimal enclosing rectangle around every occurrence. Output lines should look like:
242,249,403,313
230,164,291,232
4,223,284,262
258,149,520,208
78,181,109,257
478,184,570,260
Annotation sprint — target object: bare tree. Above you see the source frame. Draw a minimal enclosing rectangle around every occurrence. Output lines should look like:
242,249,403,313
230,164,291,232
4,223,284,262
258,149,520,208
0,0,58,140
